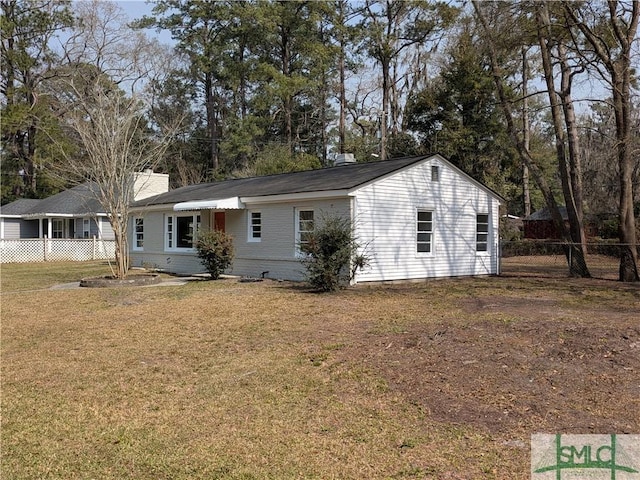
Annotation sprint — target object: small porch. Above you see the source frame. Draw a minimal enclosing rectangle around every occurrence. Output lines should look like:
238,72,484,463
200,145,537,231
24,215,112,240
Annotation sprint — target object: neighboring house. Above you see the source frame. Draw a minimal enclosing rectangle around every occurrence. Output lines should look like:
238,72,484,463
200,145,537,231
523,206,568,239
523,206,597,239
129,154,503,284
0,170,168,240
0,199,43,240
0,183,113,240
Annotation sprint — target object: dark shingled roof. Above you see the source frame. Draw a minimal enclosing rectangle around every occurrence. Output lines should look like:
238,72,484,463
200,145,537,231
1,183,105,217
133,155,431,207
0,199,42,215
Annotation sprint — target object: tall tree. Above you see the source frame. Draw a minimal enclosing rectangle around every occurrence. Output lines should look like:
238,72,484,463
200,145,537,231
563,0,639,282
252,1,330,156
358,0,457,160
137,0,236,175
405,20,519,195
521,46,532,217
472,1,569,246
52,70,178,279
1,0,73,201
147,72,210,187
535,1,590,277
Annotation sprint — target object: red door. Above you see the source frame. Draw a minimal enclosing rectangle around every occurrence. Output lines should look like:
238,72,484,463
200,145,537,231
214,212,225,232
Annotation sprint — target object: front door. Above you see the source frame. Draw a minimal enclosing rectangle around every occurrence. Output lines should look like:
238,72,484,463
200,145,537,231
214,212,225,232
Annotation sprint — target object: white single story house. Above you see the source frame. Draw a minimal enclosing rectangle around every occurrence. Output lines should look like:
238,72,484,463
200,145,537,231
129,154,503,284
0,170,168,241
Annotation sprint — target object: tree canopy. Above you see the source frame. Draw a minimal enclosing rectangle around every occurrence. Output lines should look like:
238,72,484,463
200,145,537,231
1,0,638,280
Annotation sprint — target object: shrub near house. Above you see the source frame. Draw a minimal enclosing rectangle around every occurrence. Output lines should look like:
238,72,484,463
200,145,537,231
299,214,369,291
195,230,234,280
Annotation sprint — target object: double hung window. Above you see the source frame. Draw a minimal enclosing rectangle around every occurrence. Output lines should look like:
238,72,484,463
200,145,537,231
52,219,64,238
83,219,91,238
133,217,144,250
417,210,433,253
248,211,261,242
296,209,314,253
476,214,489,252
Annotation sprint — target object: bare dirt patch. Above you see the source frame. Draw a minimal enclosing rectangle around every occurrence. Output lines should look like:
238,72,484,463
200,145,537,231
339,276,640,440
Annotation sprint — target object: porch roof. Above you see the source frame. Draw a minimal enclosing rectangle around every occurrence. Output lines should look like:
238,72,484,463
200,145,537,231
173,197,244,211
10,183,106,218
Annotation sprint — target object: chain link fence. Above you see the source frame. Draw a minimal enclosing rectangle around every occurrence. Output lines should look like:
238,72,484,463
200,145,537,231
500,240,639,280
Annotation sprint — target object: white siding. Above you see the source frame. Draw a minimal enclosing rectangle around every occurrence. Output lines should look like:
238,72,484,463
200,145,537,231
229,198,351,280
127,157,502,282
353,157,500,282
1,219,21,239
129,199,351,279
128,210,207,274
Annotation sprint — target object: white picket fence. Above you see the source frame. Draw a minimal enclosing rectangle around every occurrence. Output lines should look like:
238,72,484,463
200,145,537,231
0,238,116,264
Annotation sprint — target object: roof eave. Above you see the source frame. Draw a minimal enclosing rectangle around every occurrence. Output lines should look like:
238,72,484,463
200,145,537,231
241,189,352,205
22,213,108,219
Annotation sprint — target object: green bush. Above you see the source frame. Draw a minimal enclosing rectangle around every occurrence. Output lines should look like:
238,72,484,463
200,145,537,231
195,230,235,280
299,214,369,292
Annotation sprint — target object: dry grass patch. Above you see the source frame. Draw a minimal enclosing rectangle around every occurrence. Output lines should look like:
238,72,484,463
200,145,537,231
2,262,639,479
0,261,115,292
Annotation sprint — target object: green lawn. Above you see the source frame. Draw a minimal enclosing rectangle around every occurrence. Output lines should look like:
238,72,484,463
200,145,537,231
2,261,638,479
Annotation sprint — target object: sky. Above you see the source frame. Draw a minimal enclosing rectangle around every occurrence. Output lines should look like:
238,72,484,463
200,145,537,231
118,1,174,44
119,0,154,19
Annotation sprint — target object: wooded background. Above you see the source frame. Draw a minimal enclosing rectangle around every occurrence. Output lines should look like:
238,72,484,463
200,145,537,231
2,0,639,279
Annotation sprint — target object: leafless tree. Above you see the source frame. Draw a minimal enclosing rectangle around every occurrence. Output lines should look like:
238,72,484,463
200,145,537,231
44,1,180,279
563,0,639,282
58,0,171,97
473,0,592,275
52,76,178,279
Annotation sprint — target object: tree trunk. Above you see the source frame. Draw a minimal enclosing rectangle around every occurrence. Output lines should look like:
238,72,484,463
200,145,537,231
339,36,346,155
390,59,400,136
536,3,590,278
521,47,531,218
205,72,219,173
109,214,128,279
473,0,567,244
563,1,639,282
613,72,639,281
380,58,389,161
280,25,293,153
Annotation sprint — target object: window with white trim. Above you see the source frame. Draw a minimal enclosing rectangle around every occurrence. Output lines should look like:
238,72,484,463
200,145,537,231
165,213,200,250
133,217,144,250
52,219,64,238
296,209,314,253
476,214,489,252
248,211,261,242
416,210,433,253
83,218,90,239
